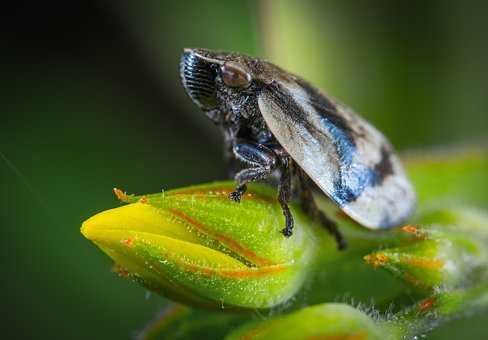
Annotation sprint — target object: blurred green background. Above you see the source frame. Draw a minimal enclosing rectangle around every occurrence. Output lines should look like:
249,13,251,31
1,1,487,339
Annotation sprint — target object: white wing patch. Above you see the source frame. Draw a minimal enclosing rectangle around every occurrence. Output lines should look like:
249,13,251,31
258,80,416,229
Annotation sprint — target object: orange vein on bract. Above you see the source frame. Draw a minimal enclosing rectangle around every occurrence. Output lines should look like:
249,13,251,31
130,238,288,279
168,208,274,267
181,261,288,279
364,253,389,268
402,225,418,234
419,297,435,312
402,257,444,269
403,272,424,288
121,238,135,248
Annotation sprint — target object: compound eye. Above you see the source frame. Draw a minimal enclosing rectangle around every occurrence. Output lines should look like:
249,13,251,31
221,61,251,88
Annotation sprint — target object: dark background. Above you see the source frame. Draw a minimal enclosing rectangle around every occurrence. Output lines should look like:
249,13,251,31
1,1,487,339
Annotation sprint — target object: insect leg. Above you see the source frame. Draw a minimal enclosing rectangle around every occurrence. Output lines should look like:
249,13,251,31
299,175,347,250
229,142,278,202
278,160,294,237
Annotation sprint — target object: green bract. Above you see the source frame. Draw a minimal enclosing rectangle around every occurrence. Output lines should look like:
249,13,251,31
364,217,488,291
226,303,384,340
81,183,320,309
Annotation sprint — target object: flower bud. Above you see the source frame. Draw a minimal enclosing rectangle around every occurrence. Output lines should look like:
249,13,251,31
81,182,319,309
226,303,384,340
364,215,488,291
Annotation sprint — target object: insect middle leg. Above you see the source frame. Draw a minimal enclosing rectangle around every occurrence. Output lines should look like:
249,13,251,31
299,175,347,250
278,159,294,237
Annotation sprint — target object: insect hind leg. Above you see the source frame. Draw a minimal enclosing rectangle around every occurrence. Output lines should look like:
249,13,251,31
299,177,347,250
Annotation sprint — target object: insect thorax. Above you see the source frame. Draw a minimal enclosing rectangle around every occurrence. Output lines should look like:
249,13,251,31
210,81,275,145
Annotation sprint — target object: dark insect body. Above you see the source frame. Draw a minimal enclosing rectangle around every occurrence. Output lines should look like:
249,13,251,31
179,48,416,249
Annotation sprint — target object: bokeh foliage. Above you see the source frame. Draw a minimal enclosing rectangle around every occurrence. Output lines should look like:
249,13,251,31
1,1,487,339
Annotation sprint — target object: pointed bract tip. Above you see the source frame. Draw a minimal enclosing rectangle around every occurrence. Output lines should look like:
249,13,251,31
113,187,130,202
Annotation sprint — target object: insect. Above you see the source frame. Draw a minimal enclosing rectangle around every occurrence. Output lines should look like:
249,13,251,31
179,48,416,249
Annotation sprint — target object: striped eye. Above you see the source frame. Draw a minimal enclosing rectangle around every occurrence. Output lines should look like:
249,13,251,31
221,62,251,88
180,51,218,109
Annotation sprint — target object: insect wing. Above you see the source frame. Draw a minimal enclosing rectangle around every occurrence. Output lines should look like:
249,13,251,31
257,79,415,228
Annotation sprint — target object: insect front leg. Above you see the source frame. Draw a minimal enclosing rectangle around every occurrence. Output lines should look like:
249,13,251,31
299,175,347,250
229,142,278,202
